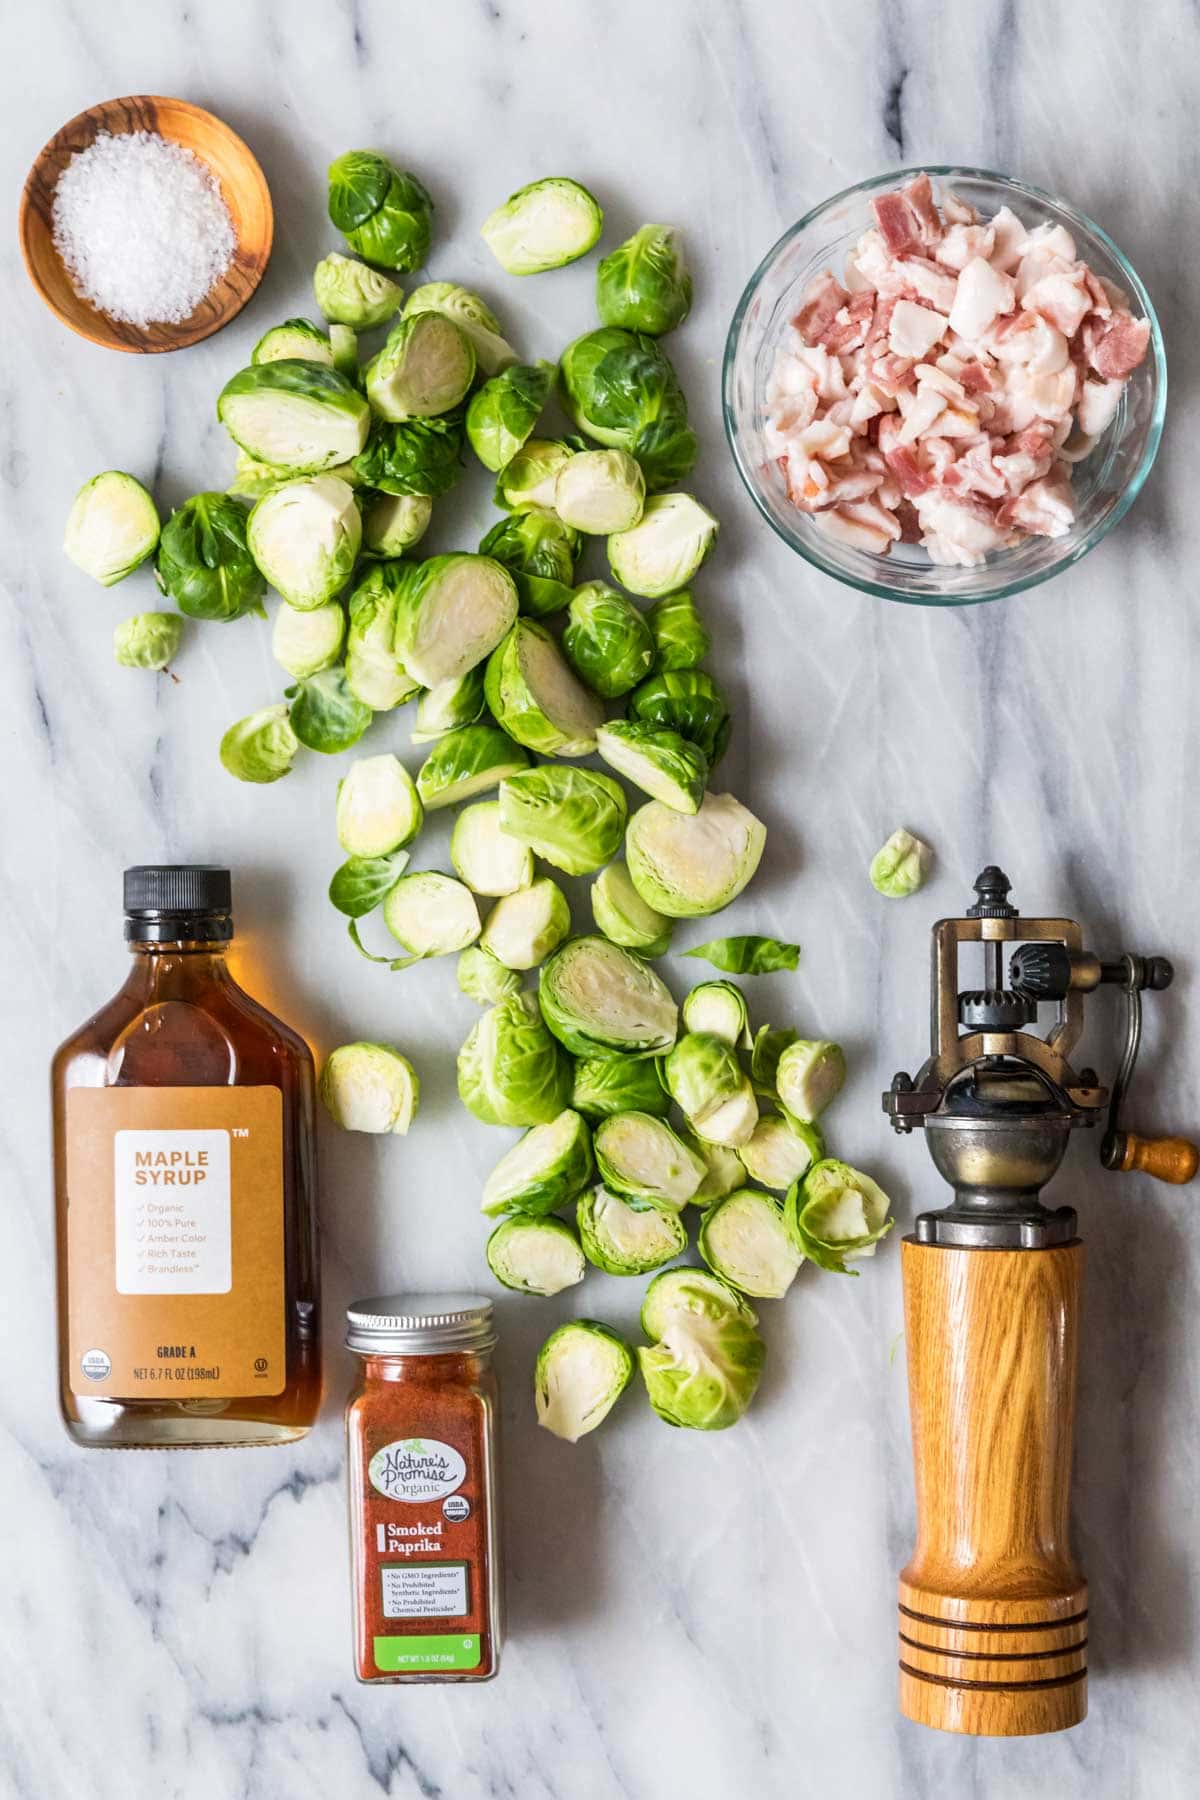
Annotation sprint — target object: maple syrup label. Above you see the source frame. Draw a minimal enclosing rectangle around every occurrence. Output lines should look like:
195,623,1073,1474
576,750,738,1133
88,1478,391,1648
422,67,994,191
65,1086,285,1399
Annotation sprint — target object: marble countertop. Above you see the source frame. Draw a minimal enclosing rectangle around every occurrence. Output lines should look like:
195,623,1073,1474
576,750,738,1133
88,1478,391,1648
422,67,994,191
3,1,1197,1795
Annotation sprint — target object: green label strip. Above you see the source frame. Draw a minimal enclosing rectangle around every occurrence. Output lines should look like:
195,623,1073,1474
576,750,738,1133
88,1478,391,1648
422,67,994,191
373,1633,481,1673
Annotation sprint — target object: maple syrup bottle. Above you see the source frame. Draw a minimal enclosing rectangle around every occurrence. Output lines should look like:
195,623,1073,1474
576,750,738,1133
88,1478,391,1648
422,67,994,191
52,866,322,1447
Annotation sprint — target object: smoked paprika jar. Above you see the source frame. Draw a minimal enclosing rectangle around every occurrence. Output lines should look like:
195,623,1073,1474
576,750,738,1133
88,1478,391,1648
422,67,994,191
345,1293,502,1683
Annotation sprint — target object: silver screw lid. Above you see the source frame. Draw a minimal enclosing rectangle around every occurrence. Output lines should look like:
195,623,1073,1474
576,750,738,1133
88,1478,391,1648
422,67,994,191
346,1291,495,1356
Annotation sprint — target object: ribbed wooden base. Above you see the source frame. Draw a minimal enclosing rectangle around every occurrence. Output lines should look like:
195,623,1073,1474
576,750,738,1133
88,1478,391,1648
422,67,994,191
898,1586,1088,1734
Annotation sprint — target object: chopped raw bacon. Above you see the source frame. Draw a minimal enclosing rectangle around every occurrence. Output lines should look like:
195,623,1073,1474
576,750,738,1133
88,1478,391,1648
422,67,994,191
942,192,979,227
998,466,1075,537
873,190,918,256
894,255,959,311
793,270,850,345
1021,268,1091,338
1087,311,1150,381
1077,376,1124,437
956,359,994,395
818,289,875,353
936,223,995,272
878,413,932,496
903,173,942,247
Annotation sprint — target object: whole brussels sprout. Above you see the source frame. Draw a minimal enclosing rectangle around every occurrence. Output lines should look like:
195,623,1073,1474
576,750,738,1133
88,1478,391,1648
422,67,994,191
218,361,371,475
558,326,697,491
495,438,577,513
64,471,159,586
365,313,475,421
328,151,433,272
157,493,265,622
353,412,465,498
784,1159,894,1275
113,612,183,670
271,600,346,679
251,318,333,367
578,1184,688,1277
562,582,655,698
698,1188,801,1299
247,474,361,610
646,589,709,669
596,224,693,336
538,934,677,1057
481,177,603,275
478,509,581,617
627,668,731,765
870,827,933,898
488,1216,585,1297
486,620,603,758
535,1320,634,1441
466,362,554,472
571,1053,671,1121
314,252,403,328
591,859,673,957
625,791,766,919
638,1268,765,1430
320,1041,419,1133
220,704,300,784
498,766,626,876
403,282,518,378
608,493,718,598
457,989,573,1127
480,1108,593,1216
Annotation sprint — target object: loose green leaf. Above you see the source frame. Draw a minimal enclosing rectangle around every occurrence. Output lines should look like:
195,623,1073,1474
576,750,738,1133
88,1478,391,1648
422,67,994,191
328,851,411,918
684,936,800,975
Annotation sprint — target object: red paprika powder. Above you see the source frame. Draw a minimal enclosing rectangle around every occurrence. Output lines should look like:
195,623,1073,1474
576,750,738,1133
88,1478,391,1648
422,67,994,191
345,1294,501,1683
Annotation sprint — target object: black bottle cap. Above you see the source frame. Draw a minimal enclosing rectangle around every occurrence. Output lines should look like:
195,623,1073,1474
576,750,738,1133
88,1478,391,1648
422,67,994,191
124,866,233,942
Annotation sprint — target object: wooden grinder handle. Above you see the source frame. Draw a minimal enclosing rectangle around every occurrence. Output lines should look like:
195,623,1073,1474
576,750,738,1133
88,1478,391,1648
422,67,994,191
898,1238,1088,1737
1111,1132,1200,1184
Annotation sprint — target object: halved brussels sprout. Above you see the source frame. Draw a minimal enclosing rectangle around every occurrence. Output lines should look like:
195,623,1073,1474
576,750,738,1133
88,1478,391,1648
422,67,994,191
219,705,300,783
382,871,480,959
685,935,799,975
487,1216,585,1297
561,582,655,699
328,151,432,272
417,724,531,810
775,1039,846,1124
595,721,707,815
157,493,265,622
65,471,160,586
247,474,361,609
252,318,333,367
698,1188,801,1299
344,564,422,710
457,944,522,1005
320,1041,419,1133
591,860,673,957
663,1031,743,1122
403,282,518,378
577,1184,688,1277
738,1114,823,1190
395,553,518,688
554,449,645,534
689,1080,758,1148
481,877,571,971
608,493,718,598
681,981,750,1048
478,509,581,618
539,935,677,1058
785,1159,894,1275
113,612,183,670
314,252,403,329
628,668,731,766
638,1268,765,1431
288,667,372,753
362,492,433,557
366,313,475,420
451,801,534,896
328,851,409,918
467,362,554,472
457,989,572,1127
499,767,627,877
535,1320,634,1441
593,1112,704,1209
558,327,697,491
481,178,603,275
681,1129,745,1206
596,224,692,336
571,1054,671,1121
626,791,766,919
480,1108,593,1216
353,413,465,498
495,438,576,513
218,361,371,475
870,827,933,899
271,599,346,679
646,588,709,670
336,753,423,857
330,325,358,381
411,667,487,743
486,620,603,757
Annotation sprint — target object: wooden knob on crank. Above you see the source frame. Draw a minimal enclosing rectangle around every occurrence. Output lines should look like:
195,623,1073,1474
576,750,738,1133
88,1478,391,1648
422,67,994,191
1110,1133,1199,1184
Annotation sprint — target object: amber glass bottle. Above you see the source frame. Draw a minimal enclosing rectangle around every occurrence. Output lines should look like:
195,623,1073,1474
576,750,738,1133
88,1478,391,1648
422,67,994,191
52,866,321,1448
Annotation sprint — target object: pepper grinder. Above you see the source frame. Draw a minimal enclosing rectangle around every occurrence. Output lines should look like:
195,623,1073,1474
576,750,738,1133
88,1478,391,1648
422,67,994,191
884,867,1196,1737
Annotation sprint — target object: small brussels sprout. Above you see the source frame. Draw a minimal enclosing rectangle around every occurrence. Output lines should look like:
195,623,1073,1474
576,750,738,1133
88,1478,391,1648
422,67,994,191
411,667,486,744
252,318,333,367
320,1041,419,1133
327,151,432,271
609,494,718,599
247,474,361,610
480,1108,593,1216
558,327,697,491
481,177,603,275
450,800,534,896
663,1031,743,1121
353,413,465,498
539,935,677,1058
680,1129,745,1206
404,282,517,378
486,620,603,757
330,324,358,382
775,1039,846,1124
626,791,765,919
366,313,475,421
499,766,627,876
738,1113,823,1191
596,721,707,815
466,362,554,472
227,451,285,500
535,1320,634,1441
749,1024,798,1094
328,851,410,918
362,492,433,558
417,724,531,810
64,471,160,586
591,860,673,957
336,753,423,858
458,990,573,1127
478,509,581,618
870,828,933,899
681,981,750,1049
457,944,522,1005
554,449,646,534
218,361,371,475
288,667,373,753
785,1159,895,1275
343,564,421,711
578,1184,688,1276
561,582,655,699
572,1054,671,1121
596,225,692,336
638,1269,765,1431
593,1112,704,1209
314,252,403,329
113,612,183,670
495,438,576,513
698,1188,801,1299
646,589,709,671
219,704,300,784
628,668,731,766
685,935,799,975
382,871,481,960
396,553,518,688
481,877,571,971
271,599,346,679
157,493,265,622
487,1215,585,1297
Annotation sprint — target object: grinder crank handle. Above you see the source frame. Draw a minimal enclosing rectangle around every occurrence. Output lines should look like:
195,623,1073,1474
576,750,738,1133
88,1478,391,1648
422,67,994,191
1099,956,1199,1185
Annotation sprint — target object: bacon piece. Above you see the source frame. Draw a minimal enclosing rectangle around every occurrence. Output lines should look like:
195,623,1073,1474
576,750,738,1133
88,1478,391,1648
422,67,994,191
1087,311,1150,380
936,223,996,272
989,310,1069,375
1082,269,1112,319
872,190,918,256
814,501,899,553
916,492,1008,557
951,438,1009,500
997,466,1075,538
903,173,943,247
1077,376,1124,437
793,270,850,345
942,192,978,227
818,289,875,354
878,413,932,496
988,206,1027,274
868,351,917,398
956,359,994,395
894,255,959,311
1021,268,1091,338
889,300,949,359
949,257,1017,339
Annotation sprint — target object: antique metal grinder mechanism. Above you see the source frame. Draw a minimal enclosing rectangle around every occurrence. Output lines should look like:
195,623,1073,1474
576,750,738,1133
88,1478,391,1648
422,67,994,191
884,867,1196,1739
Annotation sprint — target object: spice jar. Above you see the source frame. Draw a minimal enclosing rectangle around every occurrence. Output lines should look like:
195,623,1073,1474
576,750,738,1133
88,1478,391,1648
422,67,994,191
345,1293,502,1683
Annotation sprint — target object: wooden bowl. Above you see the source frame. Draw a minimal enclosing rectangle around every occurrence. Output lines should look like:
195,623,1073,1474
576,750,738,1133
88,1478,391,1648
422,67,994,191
19,95,273,354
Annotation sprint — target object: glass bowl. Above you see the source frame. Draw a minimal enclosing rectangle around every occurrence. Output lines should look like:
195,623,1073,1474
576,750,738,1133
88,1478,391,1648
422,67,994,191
722,166,1166,605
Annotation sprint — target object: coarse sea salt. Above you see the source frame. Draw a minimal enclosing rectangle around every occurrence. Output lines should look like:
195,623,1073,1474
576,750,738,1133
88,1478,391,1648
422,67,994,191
51,130,236,329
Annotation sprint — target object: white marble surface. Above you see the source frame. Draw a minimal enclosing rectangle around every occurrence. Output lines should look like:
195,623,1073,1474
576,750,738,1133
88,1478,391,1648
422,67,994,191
2,1,1198,1794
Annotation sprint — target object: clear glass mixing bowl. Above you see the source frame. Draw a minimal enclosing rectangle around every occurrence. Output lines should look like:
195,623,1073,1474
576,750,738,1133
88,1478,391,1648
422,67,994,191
722,166,1166,605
